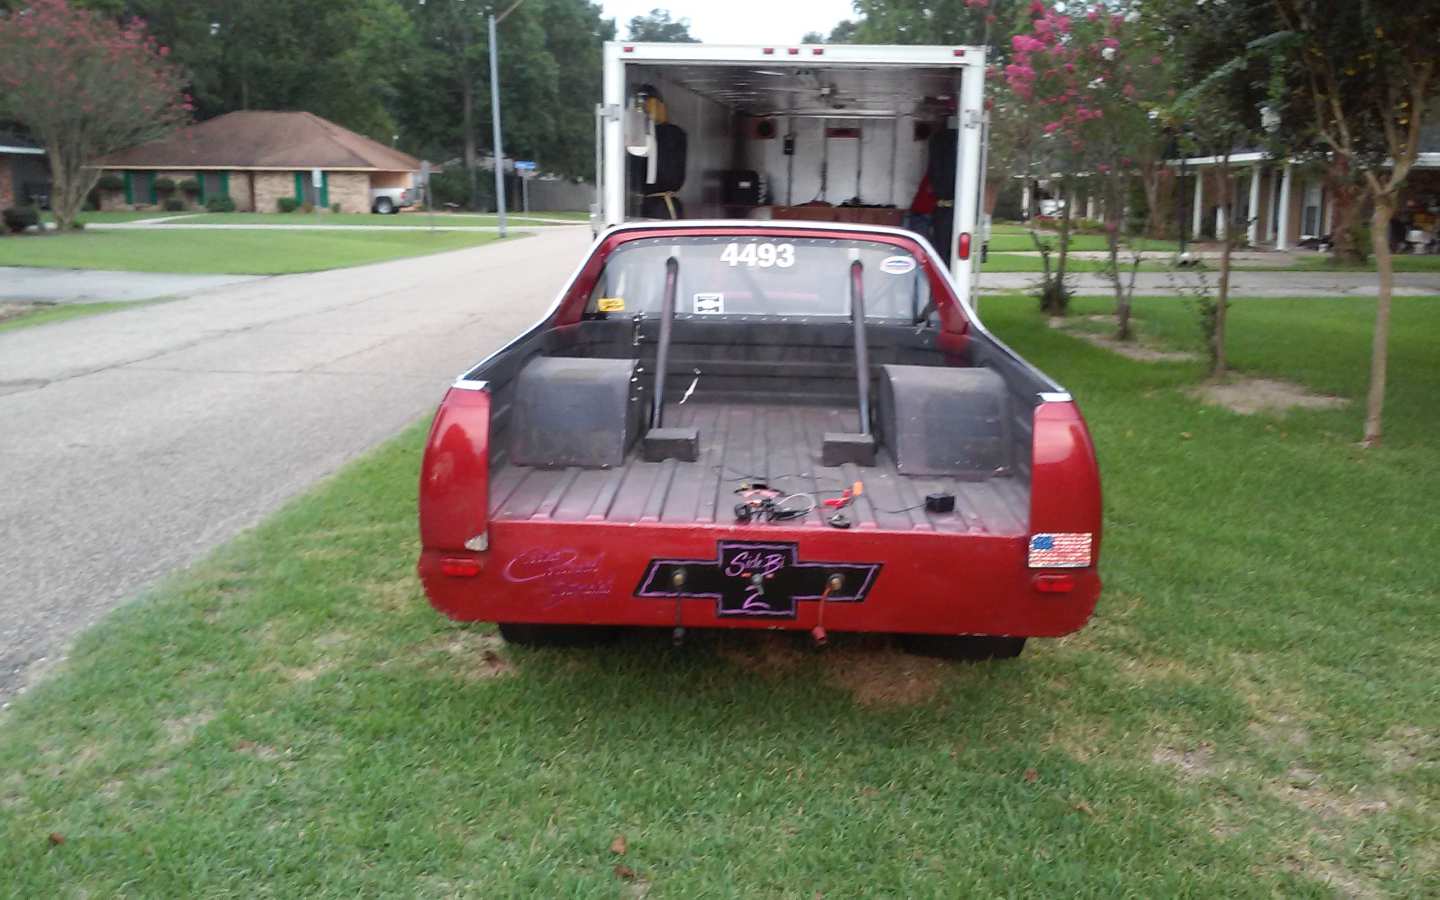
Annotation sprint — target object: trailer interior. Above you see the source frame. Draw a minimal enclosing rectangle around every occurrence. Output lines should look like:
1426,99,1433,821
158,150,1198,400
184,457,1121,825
613,60,973,238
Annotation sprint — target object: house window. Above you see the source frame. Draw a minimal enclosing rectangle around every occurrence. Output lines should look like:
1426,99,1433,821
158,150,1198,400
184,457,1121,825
128,171,155,205
201,172,225,201
1301,182,1323,236
293,170,329,207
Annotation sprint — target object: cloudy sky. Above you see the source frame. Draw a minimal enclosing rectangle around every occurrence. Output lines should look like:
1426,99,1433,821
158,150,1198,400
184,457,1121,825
600,1,858,45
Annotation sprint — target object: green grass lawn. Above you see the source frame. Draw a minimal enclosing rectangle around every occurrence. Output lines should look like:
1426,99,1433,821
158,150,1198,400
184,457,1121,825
987,231,1179,253
0,300,154,334
1281,254,1440,274
1,295,1436,895
0,229,506,274
176,211,587,227
982,252,1171,274
44,211,174,224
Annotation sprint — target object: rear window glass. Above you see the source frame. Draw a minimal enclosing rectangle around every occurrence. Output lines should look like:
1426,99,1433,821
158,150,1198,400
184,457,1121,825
586,235,931,320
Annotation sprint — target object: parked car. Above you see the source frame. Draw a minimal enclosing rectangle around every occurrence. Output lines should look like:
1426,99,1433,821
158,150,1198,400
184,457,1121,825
1037,198,1067,217
417,220,1103,660
370,186,414,214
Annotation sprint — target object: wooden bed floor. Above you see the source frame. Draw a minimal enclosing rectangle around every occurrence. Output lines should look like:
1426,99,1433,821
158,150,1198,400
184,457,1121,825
488,401,1029,534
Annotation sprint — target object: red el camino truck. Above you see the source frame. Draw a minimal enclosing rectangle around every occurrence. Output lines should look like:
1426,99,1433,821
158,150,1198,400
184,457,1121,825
417,221,1102,660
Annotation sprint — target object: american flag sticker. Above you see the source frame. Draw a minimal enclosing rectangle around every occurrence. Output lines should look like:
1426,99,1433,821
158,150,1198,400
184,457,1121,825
1028,533,1093,568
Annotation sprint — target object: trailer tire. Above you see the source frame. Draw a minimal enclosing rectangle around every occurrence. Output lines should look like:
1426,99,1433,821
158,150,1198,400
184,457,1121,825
900,634,1025,661
498,622,618,648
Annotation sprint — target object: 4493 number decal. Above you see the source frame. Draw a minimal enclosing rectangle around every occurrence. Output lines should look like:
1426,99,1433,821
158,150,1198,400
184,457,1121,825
720,242,795,268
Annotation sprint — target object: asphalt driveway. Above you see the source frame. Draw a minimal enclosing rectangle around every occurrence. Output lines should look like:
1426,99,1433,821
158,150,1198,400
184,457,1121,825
0,266,260,303
0,228,591,702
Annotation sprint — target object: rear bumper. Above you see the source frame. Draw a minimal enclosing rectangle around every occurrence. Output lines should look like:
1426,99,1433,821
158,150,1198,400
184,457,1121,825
418,521,1099,638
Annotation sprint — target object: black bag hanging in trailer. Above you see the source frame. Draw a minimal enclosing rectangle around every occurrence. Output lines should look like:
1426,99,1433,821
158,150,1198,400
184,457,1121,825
629,121,688,220
625,86,688,220
927,128,959,264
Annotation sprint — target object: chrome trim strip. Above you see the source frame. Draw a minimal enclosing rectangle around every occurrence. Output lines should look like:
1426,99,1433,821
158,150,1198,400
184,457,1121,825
1038,391,1072,403
450,378,490,392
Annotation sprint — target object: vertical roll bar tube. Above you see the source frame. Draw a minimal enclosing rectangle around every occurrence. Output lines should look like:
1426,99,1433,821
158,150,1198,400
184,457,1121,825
652,256,679,428
849,259,871,435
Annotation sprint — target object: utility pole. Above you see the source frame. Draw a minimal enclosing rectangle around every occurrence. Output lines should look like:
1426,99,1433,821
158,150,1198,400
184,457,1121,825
489,0,525,238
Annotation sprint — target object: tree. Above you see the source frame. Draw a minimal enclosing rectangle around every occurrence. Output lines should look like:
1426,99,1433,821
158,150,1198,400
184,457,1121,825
1070,6,1171,343
1003,2,1101,317
1150,0,1279,372
56,0,417,142
625,8,697,42
0,0,189,229
868,0,1027,45
826,19,860,43
1273,0,1440,446
397,0,610,207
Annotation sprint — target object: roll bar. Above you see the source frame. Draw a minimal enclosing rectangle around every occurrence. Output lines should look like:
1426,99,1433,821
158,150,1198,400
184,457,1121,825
652,255,678,429
850,259,871,435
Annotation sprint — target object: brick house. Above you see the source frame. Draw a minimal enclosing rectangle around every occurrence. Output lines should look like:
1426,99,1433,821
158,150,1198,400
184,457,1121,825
0,130,49,210
97,111,422,213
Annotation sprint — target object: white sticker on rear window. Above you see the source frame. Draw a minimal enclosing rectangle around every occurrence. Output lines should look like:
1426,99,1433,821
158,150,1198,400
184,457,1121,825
880,255,917,275
693,292,724,314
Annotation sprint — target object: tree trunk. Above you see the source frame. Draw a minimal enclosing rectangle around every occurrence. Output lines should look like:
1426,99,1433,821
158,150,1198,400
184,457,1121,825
1057,174,1074,280
1326,157,1366,265
462,75,478,211
1141,163,1165,239
47,143,98,232
1108,175,1132,341
1213,161,1233,378
1362,196,1395,447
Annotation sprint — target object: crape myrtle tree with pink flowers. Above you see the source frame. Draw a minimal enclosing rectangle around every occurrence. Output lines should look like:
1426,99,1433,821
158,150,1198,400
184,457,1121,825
1003,1,1169,332
1001,2,1090,316
0,0,189,230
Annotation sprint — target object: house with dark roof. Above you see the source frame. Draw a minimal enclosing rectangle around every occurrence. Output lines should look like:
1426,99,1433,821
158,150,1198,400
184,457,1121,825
0,129,49,210
98,111,423,213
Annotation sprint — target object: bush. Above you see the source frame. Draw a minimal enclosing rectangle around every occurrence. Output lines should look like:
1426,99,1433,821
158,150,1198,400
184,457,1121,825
277,197,299,213
96,173,124,191
300,201,315,214
178,177,201,195
205,195,237,213
428,168,484,210
163,197,185,212
330,202,341,214
154,177,176,193
3,206,40,233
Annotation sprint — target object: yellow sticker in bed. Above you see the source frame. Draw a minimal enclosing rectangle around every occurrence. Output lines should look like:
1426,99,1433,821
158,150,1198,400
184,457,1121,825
598,297,625,312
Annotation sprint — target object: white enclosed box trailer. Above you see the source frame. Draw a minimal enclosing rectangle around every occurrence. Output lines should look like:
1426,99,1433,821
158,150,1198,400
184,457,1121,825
594,41,988,306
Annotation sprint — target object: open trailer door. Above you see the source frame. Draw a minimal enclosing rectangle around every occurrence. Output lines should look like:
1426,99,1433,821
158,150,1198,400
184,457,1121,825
598,42,988,309
950,58,986,304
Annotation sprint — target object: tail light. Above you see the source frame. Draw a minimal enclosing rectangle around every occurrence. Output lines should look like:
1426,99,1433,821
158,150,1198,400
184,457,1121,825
419,385,492,552
1033,573,1076,593
441,558,482,577
957,232,972,260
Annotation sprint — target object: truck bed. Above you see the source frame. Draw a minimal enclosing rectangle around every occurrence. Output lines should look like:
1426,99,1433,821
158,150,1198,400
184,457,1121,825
488,400,1028,534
